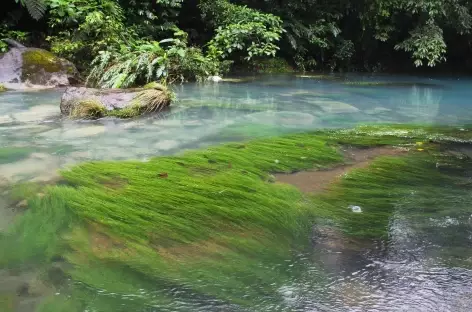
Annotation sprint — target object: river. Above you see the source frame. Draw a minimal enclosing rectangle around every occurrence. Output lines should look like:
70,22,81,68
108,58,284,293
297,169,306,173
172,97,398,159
1,74,472,312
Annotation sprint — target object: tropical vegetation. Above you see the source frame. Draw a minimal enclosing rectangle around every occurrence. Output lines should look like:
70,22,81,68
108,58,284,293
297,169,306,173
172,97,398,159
2,0,472,85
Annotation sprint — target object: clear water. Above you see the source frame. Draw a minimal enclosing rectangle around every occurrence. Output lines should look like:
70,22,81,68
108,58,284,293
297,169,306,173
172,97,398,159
1,74,472,311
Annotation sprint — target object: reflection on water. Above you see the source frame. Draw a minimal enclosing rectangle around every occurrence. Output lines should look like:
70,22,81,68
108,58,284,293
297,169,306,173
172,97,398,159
1,74,472,311
1,74,471,183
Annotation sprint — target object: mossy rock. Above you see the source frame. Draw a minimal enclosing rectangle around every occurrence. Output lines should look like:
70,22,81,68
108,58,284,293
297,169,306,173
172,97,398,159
0,42,79,87
21,49,79,86
61,86,173,119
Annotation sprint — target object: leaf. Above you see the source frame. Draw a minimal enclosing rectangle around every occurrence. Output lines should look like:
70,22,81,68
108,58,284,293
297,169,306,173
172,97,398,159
22,0,47,20
159,38,174,44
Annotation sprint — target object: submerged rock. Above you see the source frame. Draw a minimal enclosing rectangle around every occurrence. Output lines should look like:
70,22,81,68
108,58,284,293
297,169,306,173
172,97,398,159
246,111,317,127
313,100,359,114
60,85,173,119
0,40,79,89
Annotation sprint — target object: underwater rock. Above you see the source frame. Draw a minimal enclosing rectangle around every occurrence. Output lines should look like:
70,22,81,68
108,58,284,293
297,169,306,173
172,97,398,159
0,40,79,89
311,225,348,252
313,100,359,114
40,125,106,140
246,111,317,127
12,105,59,123
154,140,180,151
60,86,173,119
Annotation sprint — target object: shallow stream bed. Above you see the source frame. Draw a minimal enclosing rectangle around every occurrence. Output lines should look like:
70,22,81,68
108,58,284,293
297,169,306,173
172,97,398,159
1,74,472,312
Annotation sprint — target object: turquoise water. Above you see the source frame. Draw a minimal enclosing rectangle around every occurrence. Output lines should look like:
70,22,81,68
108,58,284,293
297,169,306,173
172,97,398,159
1,74,472,311
1,74,471,183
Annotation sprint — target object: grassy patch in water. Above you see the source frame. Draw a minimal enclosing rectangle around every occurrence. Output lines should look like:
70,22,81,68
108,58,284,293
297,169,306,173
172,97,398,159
310,152,471,239
0,147,34,164
1,125,472,310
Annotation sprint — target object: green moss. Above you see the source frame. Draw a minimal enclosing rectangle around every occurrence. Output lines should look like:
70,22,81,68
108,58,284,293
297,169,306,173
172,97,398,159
143,81,166,90
107,89,172,119
22,50,62,73
70,99,106,119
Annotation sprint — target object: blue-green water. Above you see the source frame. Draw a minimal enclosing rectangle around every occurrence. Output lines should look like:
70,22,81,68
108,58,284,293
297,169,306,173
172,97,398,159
1,74,472,311
1,74,471,183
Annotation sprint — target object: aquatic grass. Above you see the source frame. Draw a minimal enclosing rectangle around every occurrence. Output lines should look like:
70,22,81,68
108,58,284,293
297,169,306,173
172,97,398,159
318,124,472,146
2,125,472,310
0,147,34,164
309,151,472,239
70,100,106,119
0,190,76,267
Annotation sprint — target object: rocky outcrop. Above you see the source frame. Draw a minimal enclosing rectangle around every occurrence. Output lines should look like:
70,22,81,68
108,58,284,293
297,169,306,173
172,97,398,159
0,40,79,89
60,84,172,119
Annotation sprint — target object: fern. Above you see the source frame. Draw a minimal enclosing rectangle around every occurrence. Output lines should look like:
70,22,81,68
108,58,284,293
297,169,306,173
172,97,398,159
16,0,47,20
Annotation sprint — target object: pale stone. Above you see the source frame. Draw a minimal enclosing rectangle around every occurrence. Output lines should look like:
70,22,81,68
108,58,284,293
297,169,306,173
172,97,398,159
12,105,59,122
313,100,359,114
155,140,180,151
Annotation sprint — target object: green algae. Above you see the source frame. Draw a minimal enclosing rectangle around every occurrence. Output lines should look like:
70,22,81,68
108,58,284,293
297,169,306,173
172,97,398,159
1,125,472,310
22,50,62,73
0,147,34,164
69,99,106,119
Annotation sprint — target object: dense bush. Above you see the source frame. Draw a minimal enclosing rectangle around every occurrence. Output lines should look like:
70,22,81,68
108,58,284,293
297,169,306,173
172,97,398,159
4,0,472,82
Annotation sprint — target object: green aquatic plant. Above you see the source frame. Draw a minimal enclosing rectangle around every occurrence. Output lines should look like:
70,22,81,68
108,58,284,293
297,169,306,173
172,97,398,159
0,147,34,164
69,99,106,119
1,125,472,310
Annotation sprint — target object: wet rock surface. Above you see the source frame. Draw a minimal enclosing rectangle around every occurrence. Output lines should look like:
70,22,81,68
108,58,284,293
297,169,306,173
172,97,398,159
0,40,79,90
60,86,172,118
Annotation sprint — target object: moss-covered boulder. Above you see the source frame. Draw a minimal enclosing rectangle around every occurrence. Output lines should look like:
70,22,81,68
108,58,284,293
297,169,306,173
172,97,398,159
0,40,79,88
60,85,173,119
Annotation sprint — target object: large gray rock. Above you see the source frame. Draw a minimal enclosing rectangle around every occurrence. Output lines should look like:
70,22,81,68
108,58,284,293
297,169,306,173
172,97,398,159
0,40,79,89
60,85,172,119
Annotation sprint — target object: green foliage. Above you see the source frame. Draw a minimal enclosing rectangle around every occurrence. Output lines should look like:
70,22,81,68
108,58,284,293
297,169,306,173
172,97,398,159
201,0,284,61
46,0,128,67
0,84,6,92
87,29,223,87
15,0,47,20
247,57,293,73
7,0,472,76
395,21,447,67
0,25,28,53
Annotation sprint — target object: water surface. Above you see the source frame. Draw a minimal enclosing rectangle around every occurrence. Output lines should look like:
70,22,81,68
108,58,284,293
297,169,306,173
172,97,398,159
1,74,472,311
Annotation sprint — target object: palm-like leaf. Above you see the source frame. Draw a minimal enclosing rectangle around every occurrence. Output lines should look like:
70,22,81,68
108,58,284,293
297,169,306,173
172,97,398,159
17,0,47,20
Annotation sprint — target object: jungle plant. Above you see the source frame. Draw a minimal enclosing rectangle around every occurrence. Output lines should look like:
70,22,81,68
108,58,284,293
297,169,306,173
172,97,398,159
200,0,284,61
87,28,223,87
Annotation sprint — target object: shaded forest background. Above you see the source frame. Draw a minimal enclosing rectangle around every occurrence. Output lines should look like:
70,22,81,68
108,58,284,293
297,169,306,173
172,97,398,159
2,0,472,86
